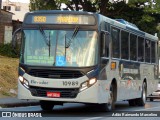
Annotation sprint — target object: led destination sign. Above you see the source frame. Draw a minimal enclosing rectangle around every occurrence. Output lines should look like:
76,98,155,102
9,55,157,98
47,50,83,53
25,14,96,25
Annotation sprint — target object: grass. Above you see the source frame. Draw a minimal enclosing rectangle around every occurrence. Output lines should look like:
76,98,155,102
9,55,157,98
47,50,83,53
0,55,19,98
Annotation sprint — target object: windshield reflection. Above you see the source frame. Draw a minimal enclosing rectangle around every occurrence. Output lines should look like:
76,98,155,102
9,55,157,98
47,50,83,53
21,29,98,67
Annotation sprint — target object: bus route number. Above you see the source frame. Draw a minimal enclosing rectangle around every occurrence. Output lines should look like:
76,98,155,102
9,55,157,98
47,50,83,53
63,81,79,86
34,16,46,23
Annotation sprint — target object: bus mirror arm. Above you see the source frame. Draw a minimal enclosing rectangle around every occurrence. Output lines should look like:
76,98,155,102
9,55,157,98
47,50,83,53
12,28,21,48
12,28,22,55
101,57,108,65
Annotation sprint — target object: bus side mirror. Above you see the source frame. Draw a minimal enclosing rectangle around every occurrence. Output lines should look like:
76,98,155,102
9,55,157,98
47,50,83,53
12,28,22,56
100,31,110,66
100,31,110,57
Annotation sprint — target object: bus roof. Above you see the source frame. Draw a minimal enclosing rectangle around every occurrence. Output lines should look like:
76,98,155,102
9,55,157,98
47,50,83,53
25,10,95,16
23,10,96,26
97,14,158,41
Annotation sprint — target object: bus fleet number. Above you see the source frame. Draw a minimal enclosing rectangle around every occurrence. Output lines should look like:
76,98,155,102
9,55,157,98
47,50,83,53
63,81,79,86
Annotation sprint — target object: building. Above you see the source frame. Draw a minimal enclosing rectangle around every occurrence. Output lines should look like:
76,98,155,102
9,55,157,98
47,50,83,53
2,0,29,22
0,9,13,44
0,0,29,44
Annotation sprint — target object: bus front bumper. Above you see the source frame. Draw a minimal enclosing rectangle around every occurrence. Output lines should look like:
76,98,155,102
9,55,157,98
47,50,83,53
18,80,110,104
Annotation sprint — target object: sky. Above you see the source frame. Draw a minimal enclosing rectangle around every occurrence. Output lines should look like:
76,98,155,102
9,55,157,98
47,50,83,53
2,0,30,3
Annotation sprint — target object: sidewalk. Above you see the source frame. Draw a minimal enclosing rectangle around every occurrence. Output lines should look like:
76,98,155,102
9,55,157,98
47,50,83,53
0,97,39,108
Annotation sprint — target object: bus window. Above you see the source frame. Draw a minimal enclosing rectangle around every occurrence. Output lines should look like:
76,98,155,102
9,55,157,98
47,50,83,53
111,27,120,58
138,37,144,62
151,41,156,63
130,34,137,61
121,30,129,60
145,39,151,63
105,22,110,32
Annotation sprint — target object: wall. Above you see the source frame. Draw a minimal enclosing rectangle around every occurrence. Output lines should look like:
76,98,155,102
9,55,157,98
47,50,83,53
0,10,13,44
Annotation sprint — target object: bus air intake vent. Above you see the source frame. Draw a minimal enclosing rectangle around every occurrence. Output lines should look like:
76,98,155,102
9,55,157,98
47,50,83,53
28,69,84,79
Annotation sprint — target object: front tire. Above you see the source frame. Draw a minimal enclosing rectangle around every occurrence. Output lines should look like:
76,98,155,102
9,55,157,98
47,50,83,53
135,82,147,106
40,100,54,111
101,84,115,111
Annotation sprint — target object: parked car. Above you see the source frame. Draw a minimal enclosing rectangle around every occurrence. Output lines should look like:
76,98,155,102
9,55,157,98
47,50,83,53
148,82,160,101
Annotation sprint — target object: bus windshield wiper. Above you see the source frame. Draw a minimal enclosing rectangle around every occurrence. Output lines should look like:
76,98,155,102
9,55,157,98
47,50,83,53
65,26,79,48
39,27,51,57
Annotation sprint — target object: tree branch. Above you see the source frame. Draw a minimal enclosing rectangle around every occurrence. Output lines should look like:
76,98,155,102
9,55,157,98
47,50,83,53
66,4,74,11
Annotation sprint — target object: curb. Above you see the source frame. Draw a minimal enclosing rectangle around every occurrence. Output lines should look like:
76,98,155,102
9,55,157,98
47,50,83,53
0,101,40,108
0,98,40,108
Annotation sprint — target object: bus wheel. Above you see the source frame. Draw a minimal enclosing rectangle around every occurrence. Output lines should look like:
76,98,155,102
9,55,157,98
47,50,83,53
40,100,54,111
101,84,115,111
136,82,147,106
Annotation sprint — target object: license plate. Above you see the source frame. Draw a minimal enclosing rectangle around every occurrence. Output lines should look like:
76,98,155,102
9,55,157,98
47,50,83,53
47,92,61,98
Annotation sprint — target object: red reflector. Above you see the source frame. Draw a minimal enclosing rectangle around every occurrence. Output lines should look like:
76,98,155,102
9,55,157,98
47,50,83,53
47,92,61,98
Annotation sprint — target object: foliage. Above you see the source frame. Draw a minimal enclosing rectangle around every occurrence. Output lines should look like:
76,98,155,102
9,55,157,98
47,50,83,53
108,1,159,35
29,0,59,11
126,0,160,35
0,44,18,58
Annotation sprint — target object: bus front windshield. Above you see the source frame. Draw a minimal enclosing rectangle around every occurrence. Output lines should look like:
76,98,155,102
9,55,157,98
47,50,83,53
21,29,98,67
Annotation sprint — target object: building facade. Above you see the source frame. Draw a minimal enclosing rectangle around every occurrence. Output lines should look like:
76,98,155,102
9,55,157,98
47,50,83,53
0,9,13,44
0,0,29,44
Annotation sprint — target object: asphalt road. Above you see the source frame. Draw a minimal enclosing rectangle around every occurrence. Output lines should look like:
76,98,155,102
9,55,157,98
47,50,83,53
0,99,160,120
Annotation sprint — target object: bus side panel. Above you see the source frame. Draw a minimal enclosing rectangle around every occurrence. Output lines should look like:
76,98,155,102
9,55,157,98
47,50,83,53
106,60,158,101
140,64,159,96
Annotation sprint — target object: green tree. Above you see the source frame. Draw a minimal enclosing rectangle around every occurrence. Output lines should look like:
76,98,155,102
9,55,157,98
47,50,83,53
127,0,160,35
29,0,60,11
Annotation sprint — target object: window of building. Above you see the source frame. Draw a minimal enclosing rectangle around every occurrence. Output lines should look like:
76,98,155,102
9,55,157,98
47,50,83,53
3,6,11,11
15,6,21,11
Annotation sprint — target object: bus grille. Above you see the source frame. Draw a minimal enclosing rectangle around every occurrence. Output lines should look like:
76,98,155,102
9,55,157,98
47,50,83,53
28,69,84,79
29,86,79,98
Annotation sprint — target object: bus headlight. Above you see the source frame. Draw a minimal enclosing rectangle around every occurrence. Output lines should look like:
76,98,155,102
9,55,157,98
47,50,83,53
80,78,97,92
18,76,29,89
19,76,24,82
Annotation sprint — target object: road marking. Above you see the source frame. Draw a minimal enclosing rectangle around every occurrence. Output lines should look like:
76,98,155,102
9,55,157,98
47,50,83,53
82,117,103,120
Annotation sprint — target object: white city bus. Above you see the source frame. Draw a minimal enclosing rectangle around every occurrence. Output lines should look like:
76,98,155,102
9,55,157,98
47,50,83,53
12,10,159,111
